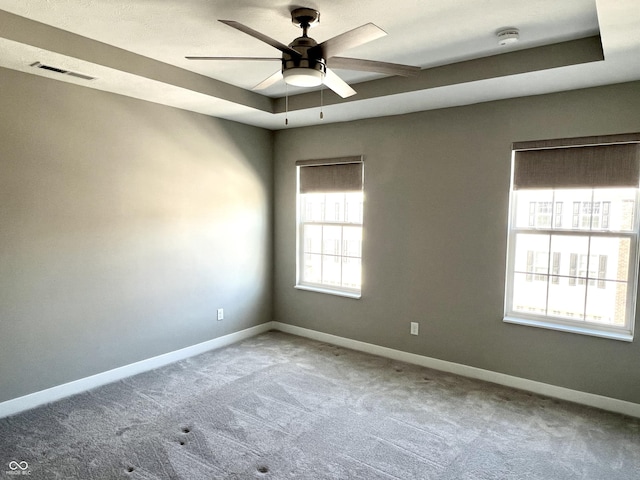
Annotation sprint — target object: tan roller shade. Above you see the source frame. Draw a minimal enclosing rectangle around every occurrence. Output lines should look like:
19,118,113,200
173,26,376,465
297,156,363,193
512,134,640,190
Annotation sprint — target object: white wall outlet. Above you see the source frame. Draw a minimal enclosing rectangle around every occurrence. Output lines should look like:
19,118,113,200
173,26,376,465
217,308,224,321
410,322,419,335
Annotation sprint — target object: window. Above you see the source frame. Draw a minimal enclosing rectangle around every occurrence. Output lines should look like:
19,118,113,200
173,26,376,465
296,156,364,298
504,134,640,341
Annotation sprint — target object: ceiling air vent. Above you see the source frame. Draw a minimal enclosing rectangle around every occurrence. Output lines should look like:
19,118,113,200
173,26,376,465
30,62,96,80
66,71,96,80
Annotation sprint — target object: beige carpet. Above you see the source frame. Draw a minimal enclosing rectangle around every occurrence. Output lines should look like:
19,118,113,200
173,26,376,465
1,331,639,479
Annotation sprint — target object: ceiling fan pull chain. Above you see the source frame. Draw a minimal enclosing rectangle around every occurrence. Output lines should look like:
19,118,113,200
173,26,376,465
285,83,289,126
320,80,324,120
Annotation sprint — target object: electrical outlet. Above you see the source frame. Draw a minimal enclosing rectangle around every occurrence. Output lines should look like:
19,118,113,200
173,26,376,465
410,322,419,335
217,308,224,321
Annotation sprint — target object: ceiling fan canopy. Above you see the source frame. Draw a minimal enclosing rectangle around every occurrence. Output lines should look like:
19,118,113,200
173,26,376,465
186,7,419,98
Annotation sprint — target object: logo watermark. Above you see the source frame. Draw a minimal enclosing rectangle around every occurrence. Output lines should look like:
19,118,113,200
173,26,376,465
5,461,31,476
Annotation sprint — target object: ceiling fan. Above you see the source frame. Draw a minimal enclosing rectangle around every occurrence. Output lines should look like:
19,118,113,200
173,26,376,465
186,7,420,98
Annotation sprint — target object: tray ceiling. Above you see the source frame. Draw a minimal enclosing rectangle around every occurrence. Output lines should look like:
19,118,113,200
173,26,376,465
0,0,638,129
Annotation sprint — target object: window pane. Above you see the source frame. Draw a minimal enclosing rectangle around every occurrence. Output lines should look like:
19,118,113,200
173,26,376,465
513,233,549,274
322,254,341,286
322,225,342,256
303,225,322,254
324,193,345,223
585,281,628,326
514,190,553,228
589,237,630,282
303,253,321,284
593,188,636,231
343,226,362,258
549,235,589,281
302,193,325,222
547,277,586,320
552,189,593,230
512,273,547,315
342,257,361,289
345,192,364,224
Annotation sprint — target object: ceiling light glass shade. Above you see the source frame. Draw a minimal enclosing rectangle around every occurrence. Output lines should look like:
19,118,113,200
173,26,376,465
283,68,323,87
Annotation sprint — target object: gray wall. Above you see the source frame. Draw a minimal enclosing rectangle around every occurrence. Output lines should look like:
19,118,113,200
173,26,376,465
3,64,640,408
0,68,273,402
273,81,640,404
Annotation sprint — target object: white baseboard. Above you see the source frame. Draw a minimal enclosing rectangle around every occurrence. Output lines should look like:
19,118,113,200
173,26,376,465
0,322,274,419
272,322,640,419
3,320,638,419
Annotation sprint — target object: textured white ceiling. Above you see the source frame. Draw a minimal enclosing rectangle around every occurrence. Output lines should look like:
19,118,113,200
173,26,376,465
0,0,638,129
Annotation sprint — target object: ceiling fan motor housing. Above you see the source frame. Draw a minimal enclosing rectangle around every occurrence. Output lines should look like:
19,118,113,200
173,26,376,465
283,36,326,75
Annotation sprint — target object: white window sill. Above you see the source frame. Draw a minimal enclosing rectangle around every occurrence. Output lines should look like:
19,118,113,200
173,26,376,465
294,284,361,299
503,316,633,342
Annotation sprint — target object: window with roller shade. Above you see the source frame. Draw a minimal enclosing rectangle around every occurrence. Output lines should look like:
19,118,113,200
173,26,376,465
504,134,640,341
296,156,364,298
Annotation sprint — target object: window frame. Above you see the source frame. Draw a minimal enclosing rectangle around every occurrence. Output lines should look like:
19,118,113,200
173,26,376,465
503,135,640,342
295,157,364,299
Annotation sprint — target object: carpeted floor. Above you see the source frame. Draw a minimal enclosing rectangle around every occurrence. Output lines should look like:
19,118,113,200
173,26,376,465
1,331,639,479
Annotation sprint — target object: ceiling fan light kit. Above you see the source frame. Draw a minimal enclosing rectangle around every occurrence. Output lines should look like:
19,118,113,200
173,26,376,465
283,67,323,87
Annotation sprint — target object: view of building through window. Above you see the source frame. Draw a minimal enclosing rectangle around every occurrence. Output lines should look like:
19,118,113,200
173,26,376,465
510,188,636,328
299,192,363,292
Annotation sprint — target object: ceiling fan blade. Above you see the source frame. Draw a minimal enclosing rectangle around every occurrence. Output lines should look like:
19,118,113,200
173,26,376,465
219,20,301,57
185,56,281,61
323,68,357,98
318,23,386,59
328,57,420,77
253,70,283,90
